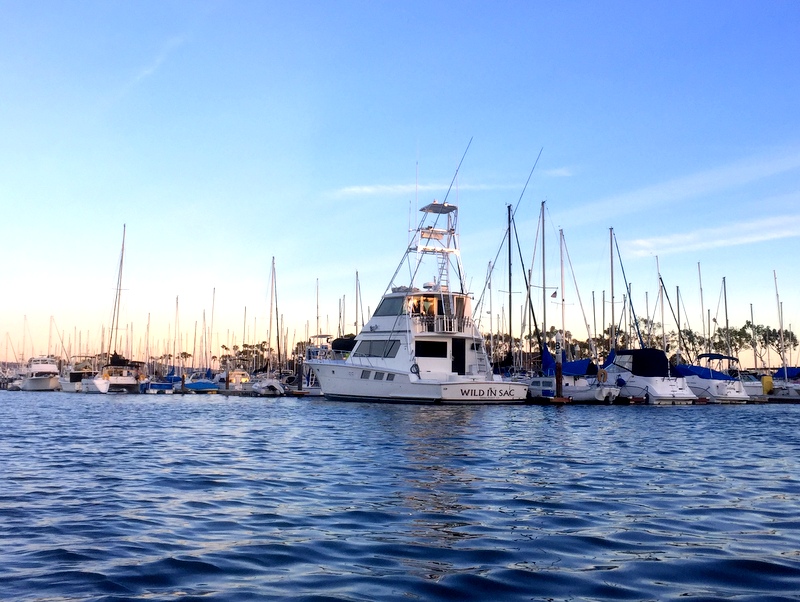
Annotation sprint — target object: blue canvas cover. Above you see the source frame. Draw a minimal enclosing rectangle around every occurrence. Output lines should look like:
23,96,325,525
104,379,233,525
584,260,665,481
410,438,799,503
673,364,734,381
541,344,596,376
773,366,800,379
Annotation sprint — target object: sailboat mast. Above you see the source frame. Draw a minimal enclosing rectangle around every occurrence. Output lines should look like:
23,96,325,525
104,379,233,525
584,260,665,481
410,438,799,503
751,304,757,369
541,202,546,341
774,270,787,379
698,263,707,353
657,256,666,352
507,204,513,358
609,227,615,352
273,259,282,373
208,288,215,370
560,229,565,344
355,271,359,334
267,258,275,370
108,224,126,357
723,277,731,362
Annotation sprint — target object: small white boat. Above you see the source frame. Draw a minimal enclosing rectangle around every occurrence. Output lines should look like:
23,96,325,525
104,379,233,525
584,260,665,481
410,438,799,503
59,357,97,393
214,368,253,393
673,354,750,404
738,371,770,401
604,348,697,405
538,346,620,403
98,353,144,394
21,356,61,392
307,200,529,404
251,374,285,397
82,373,111,394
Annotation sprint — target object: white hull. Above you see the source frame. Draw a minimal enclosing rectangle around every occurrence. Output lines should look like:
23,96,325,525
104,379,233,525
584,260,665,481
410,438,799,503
769,380,800,398
528,375,620,403
684,375,749,404
21,375,60,391
311,361,529,404
21,356,61,392
251,377,285,397
563,375,620,403
108,378,139,393
82,376,111,394
59,378,82,393
618,375,696,404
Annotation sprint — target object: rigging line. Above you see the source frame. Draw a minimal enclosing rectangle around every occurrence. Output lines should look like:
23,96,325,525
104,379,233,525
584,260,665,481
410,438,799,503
676,286,699,359
441,137,473,206
613,232,644,348
512,215,544,353
562,232,599,361
658,276,690,361
472,149,544,314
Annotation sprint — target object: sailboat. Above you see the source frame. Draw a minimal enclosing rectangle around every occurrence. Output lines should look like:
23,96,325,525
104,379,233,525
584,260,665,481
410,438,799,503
672,277,749,403
83,225,143,394
769,271,800,399
307,198,529,403
601,232,696,404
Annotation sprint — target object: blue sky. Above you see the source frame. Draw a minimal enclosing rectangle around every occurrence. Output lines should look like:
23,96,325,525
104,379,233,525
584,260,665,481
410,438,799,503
2,1,799,367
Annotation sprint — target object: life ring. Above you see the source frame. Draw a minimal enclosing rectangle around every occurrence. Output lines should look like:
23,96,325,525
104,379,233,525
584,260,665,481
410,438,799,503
597,369,608,383
410,363,420,376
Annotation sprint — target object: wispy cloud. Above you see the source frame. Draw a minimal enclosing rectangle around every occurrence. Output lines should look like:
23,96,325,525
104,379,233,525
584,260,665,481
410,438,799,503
543,167,573,177
134,36,184,85
117,36,185,97
329,182,517,199
624,211,800,258
567,149,800,224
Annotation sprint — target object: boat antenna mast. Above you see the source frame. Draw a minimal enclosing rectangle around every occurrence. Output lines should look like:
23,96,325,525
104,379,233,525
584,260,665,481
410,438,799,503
387,138,472,295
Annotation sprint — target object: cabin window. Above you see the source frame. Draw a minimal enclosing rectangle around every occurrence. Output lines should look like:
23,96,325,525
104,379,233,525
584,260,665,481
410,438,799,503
386,374,395,381
361,370,371,379
374,372,385,380
415,340,448,358
374,297,405,316
353,339,401,358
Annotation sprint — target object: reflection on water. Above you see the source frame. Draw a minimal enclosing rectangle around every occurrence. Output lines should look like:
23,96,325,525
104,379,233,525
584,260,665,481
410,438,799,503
2,393,800,600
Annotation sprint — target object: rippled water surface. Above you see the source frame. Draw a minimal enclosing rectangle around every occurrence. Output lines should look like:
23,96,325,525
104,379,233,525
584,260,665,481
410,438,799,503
2,392,800,601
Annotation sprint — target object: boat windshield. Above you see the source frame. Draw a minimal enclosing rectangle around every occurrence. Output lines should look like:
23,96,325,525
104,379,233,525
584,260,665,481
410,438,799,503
353,340,401,358
374,297,406,316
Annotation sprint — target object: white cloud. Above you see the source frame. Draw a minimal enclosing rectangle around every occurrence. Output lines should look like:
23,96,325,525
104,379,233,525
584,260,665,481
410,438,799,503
624,212,800,258
566,148,800,224
543,167,573,177
120,36,185,94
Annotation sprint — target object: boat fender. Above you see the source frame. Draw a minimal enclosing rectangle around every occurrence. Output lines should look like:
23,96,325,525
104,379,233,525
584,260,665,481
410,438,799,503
597,368,608,383
410,363,420,376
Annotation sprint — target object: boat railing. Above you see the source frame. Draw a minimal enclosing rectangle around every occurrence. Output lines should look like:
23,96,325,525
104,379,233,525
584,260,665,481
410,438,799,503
411,314,474,334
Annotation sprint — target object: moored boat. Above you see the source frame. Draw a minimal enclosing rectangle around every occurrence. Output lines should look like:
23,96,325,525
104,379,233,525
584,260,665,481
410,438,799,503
59,357,97,393
604,348,697,405
307,199,529,404
20,355,61,392
673,353,750,404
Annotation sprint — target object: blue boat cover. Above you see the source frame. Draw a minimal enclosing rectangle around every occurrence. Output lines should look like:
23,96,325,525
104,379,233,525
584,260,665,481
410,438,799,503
772,366,800,379
673,364,734,381
541,345,596,377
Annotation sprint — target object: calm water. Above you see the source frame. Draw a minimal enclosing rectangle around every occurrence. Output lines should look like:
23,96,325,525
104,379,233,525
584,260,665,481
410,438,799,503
2,392,800,601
